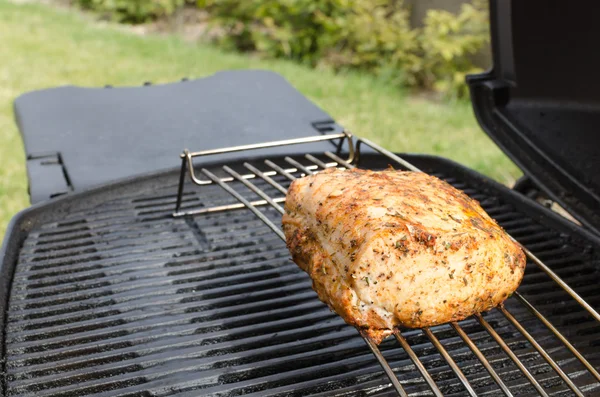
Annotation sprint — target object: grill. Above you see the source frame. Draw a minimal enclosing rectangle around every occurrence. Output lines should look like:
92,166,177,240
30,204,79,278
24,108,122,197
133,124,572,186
4,132,600,397
5,2,600,394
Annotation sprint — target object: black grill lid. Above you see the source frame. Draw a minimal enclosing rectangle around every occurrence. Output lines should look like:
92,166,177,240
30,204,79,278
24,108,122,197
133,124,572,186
468,0,600,236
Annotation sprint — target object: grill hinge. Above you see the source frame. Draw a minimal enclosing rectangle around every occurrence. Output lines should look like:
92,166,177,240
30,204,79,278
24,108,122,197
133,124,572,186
26,152,72,203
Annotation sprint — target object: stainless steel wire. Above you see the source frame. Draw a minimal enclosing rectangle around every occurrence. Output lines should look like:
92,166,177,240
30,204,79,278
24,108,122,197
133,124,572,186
515,243,600,322
243,163,288,195
394,331,444,397
265,159,298,181
199,168,285,241
514,291,600,382
498,307,585,396
285,157,315,175
173,131,600,396
361,333,409,397
450,322,514,397
304,154,332,169
475,313,550,397
422,327,478,397
223,166,285,214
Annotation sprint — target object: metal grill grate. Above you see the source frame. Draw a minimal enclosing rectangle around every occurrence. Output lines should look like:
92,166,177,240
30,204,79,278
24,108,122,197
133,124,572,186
5,137,600,396
172,131,600,397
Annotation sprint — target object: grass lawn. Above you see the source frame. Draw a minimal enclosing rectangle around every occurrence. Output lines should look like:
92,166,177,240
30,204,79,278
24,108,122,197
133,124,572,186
0,0,520,241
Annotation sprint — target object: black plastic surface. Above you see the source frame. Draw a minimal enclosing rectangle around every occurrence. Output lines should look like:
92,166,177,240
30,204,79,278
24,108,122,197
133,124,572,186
25,154,71,202
14,70,341,204
468,0,600,236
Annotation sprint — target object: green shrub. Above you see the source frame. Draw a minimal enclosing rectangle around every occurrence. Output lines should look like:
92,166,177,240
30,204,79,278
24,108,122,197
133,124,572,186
200,0,419,84
318,0,418,86
199,0,488,98
77,0,489,97
197,0,343,63
416,0,489,98
76,0,185,23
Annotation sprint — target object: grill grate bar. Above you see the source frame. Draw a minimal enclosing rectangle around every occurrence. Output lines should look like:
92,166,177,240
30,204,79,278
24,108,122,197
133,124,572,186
422,327,478,397
170,132,600,396
355,137,421,172
265,159,297,181
200,169,285,241
173,197,287,217
244,163,289,195
499,306,586,396
514,291,600,382
450,322,514,396
394,331,444,397
518,244,600,322
285,156,315,176
362,333,410,397
223,166,285,214
304,154,331,169
475,313,551,396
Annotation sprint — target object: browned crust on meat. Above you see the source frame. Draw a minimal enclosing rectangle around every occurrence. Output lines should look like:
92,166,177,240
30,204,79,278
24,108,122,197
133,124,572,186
282,168,526,344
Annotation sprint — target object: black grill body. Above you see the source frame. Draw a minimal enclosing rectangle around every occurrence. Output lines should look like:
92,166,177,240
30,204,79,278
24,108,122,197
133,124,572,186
1,154,599,397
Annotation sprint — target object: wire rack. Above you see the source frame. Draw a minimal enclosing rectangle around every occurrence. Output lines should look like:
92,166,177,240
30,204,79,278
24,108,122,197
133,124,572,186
172,131,600,397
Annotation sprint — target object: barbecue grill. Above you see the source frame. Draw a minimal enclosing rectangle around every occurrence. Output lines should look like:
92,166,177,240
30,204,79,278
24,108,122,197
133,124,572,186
2,0,600,396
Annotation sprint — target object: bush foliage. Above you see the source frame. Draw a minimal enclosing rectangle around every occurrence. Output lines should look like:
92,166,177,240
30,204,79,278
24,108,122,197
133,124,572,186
417,0,489,98
75,0,489,97
199,0,418,85
199,0,489,98
76,0,185,23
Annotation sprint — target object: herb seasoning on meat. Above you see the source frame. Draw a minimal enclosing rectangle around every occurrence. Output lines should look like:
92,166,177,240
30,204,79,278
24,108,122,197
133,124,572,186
282,168,526,344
